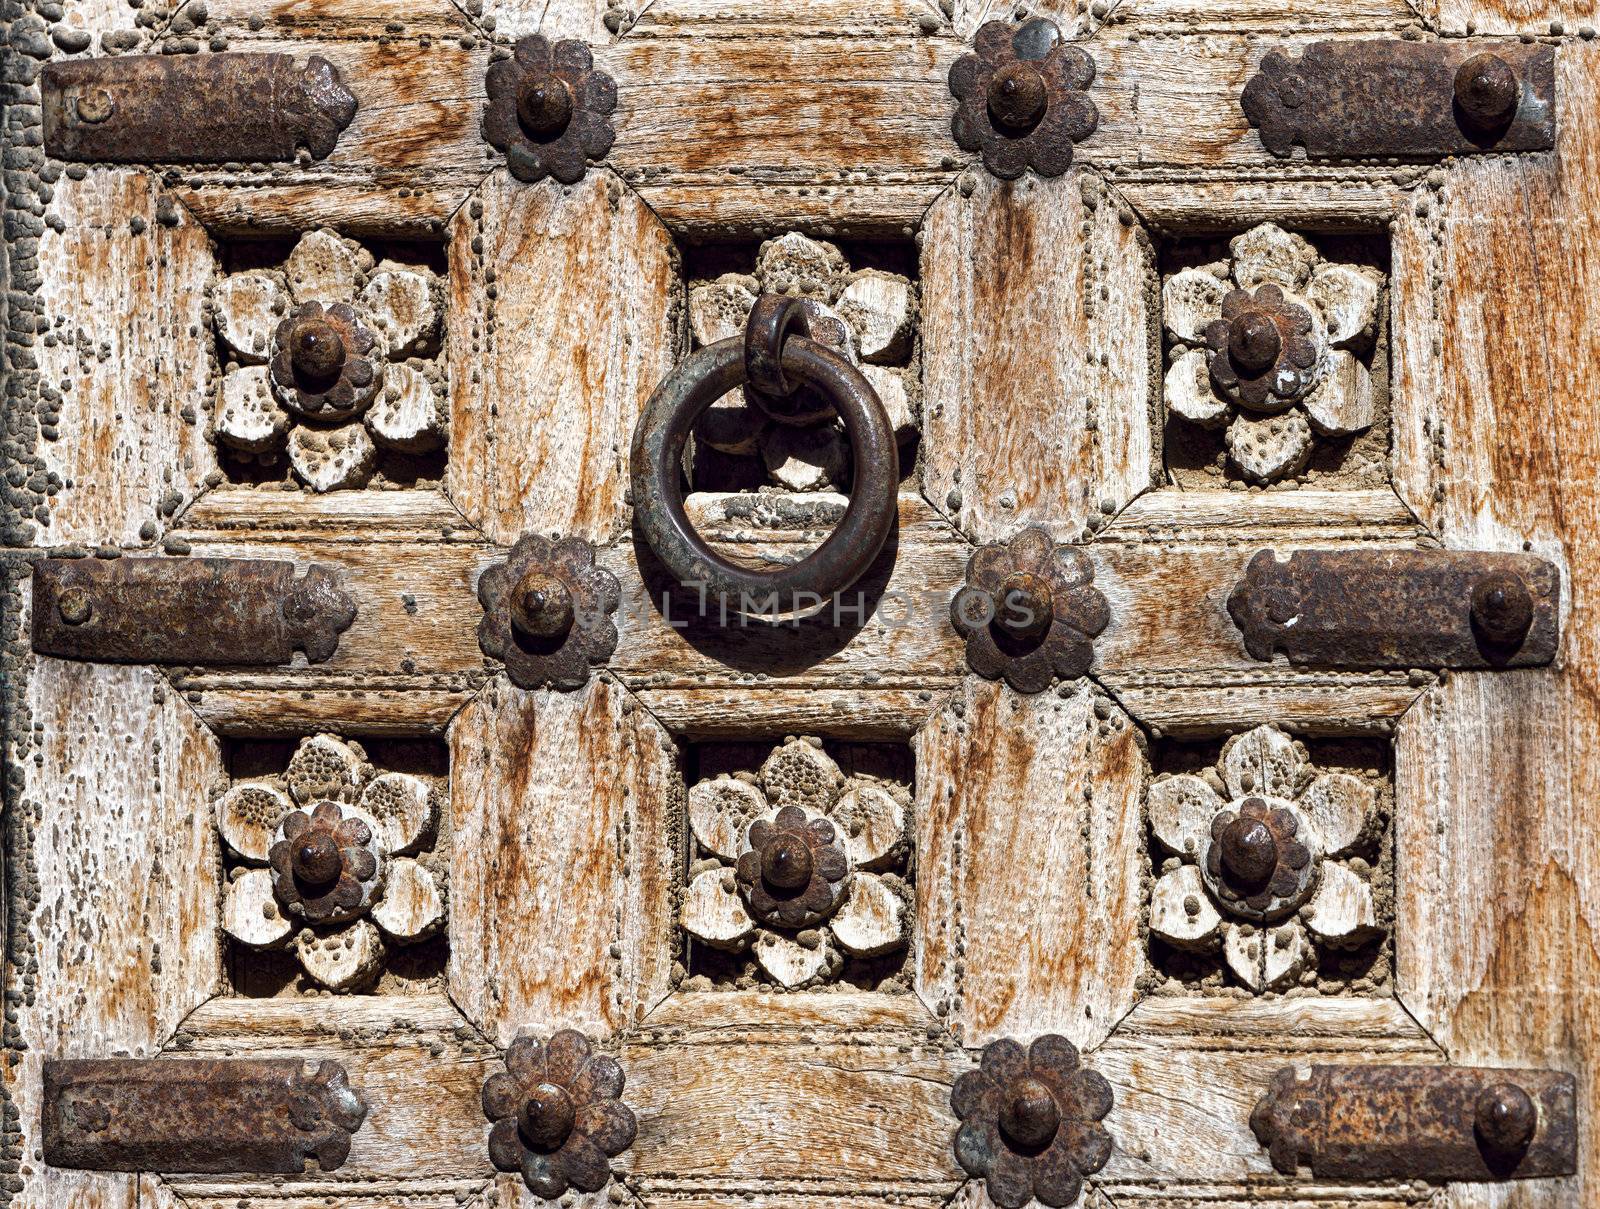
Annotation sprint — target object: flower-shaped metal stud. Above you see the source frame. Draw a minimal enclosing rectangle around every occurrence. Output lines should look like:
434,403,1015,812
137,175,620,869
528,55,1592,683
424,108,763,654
948,18,1098,180
1203,285,1319,411
681,737,913,987
477,534,620,691
269,800,383,925
483,35,617,185
950,527,1111,694
1147,724,1385,992
481,1029,638,1197
1163,223,1383,484
270,299,385,421
736,804,851,928
219,733,446,992
952,1035,1114,1209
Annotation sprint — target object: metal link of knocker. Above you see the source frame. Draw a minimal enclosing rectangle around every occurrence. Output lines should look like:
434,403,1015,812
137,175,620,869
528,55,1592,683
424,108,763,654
630,294,900,616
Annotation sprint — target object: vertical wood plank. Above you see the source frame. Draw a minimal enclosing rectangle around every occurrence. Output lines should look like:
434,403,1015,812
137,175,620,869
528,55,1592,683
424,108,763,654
1391,43,1600,1209
920,170,1154,545
913,678,1146,1050
448,674,682,1044
5,659,224,1208
34,171,217,547
446,169,679,546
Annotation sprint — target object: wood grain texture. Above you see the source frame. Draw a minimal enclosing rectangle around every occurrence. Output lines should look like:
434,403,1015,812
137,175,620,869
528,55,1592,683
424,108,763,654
1428,0,1593,36
920,169,1155,545
170,994,493,1197
446,169,678,546
1388,42,1600,1209
913,678,1146,1050
620,991,965,1197
5,660,224,1207
1096,997,1441,1201
448,674,682,1043
34,171,217,547
634,686,943,737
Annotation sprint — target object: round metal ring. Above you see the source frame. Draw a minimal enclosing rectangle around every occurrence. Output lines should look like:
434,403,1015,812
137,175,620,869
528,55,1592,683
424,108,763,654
630,335,899,615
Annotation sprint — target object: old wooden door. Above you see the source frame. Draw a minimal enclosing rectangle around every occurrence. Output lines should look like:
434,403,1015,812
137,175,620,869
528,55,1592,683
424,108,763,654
4,0,1597,1206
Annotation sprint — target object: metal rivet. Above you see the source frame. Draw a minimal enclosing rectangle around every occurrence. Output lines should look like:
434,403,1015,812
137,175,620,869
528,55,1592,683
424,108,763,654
995,571,1053,642
75,88,114,124
987,62,1049,133
517,73,573,137
999,1076,1060,1149
57,586,92,626
520,1081,577,1151
291,831,343,887
1219,816,1278,889
761,833,815,890
1229,310,1283,375
509,571,574,640
1455,53,1518,131
289,317,346,385
1470,572,1534,646
1476,1082,1537,1154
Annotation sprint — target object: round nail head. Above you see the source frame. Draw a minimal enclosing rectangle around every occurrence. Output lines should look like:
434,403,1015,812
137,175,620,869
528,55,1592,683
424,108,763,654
292,830,344,887
521,1082,577,1151
987,62,1049,133
1475,1082,1537,1154
510,571,575,640
1000,1077,1060,1150
518,74,574,137
1219,816,1278,889
994,571,1054,642
1229,310,1283,375
761,833,815,890
1471,572,1534,646
1455,53,1518,130
57,586,92,626
290,318,346,385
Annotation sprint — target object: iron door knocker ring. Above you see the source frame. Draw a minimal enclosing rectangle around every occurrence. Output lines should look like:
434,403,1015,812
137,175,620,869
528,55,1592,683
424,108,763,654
630,295,899,616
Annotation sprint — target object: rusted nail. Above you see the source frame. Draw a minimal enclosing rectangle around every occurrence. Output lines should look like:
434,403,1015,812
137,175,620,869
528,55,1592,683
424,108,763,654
288,316,347,386
1217,814,1278,889
948,17,1098,179
1477,1082,1538,1155
1252,1064,1576,1181
56,586,92,626
477,535,619,690
1454,52,1518,131
1228,548,1559,669
1242,40,1555,159
32,557,355,665
1203,796,1316,921
269,800,382,925
482,1031,636,1197
271,301,381,421
950,527,1110,694
44,1059,367,1174
737,805,849,926
952,1035,1113,1209
517,73,574,136
42,54,356,164
1470,570,1534,646
1205,285,1318,412
483,36,616,185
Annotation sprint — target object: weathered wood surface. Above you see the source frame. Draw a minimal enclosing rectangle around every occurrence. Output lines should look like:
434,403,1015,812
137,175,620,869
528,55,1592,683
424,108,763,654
6,660,223,1209
446,170,678,546
621,991,964,1198
914,678,1145,1050
33,171,216,547
920,170,1154,545
448,675,682,1043
1388,42,1600,1209
169,993,493,1199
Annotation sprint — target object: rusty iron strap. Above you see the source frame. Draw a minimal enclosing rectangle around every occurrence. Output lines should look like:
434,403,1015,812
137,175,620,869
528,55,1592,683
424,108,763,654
1252,1064,1577,1181
630,297,899,616
31,556,356,665
1242,40,1555,159
43,1059,367,1174
42,53,357,164
1227,547,1559,669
